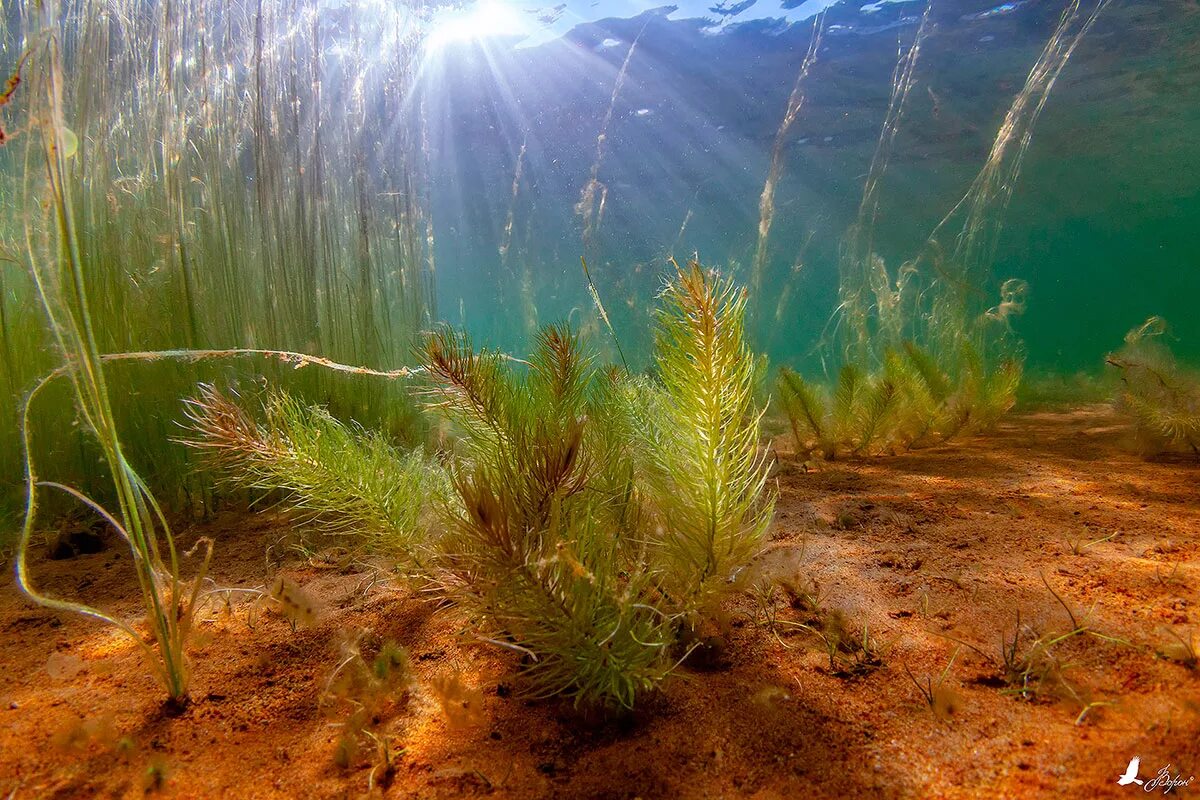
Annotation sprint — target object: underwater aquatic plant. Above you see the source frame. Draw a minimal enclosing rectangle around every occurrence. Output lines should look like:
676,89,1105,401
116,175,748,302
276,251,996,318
1107,317,1200,455
778,0,1110,464
419,263,774,706
641,261,775,610
0,0,435,536
903,648,962,720
421,322,677,709
322,632,414,785
777,338,1021,459
185,261,774,709
14,12,209,706
182,384,446,559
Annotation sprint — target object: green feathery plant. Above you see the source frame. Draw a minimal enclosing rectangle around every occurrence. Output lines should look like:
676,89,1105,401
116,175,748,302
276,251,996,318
778,338,1021,459
421,323,676,709
641,260,774,611
1106,316,1200,455
15,10,208,707
187,262,775,710
181,384,448,559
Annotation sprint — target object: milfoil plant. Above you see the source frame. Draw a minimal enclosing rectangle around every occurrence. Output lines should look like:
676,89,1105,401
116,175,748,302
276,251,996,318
190,261,776,710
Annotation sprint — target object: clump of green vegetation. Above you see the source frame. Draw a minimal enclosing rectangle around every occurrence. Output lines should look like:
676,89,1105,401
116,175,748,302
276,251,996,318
814,610,893,678
323,632,413,786
420,321,678,709
13,14,210,707
0,0,435,546
778,338,1021,459
1107,317,1200,455
945,578,1128,719
640,261,775,617
767,0,1109,465
420,262,773,707
183,385,447,560
903,647,962,720
194,262,773,710
1156,627,1198,670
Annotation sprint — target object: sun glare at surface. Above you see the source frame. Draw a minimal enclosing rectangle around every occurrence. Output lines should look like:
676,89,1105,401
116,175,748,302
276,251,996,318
425,1,530,50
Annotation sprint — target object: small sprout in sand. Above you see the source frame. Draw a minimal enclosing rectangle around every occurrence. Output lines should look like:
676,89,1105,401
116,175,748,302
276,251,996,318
915,586,952,620
373,641,413,688
115,736,138,763
324,633,412,713
430,671,486,728
143,756,170,792
746,543,823,645
816,611,893,678
1074,699,1116,727
1153,562,1184,588
1060,529,1117,556
903,647,962,720
364,731,404,791
269,576,319,631
333,732,358,770
1156,628,1198,670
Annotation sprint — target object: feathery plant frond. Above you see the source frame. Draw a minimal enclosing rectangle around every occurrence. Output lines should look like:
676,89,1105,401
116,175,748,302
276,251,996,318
1107,317,1200,455
182,385,446,558
777,367,828,452
644,261,774,609
777,337,1021,460
421,322,675,709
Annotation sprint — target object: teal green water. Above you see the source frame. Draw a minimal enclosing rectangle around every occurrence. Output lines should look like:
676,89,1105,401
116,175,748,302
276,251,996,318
425,0,1200,377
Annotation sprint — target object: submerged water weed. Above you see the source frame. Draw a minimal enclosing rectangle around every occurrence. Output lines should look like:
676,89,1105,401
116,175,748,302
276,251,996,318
13,12,210,707
183,385,447,561
428,671,487,729
323,632,414,778
903,648,962,720
324,633,414,712
143,756,171,792
268,576,320,631
777,0,1103,461
1060,529,1118,556
420,262,774,709
945,577,1129,712
641,262,775,615
421,322,678,709
815,611,893,678
1156,628,1198,670
778,339,1022,460
0,0,435,531
1107,317,1200,455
